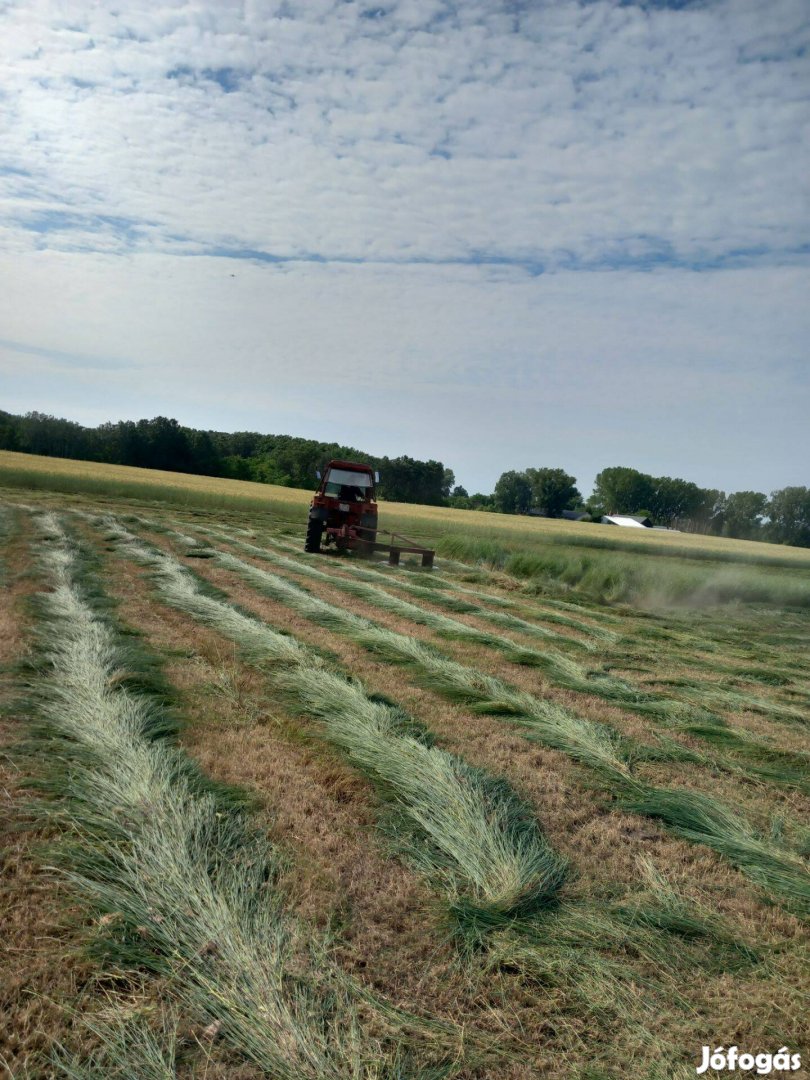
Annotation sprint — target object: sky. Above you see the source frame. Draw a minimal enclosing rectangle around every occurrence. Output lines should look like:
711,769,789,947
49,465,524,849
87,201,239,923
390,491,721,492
1,0,808,497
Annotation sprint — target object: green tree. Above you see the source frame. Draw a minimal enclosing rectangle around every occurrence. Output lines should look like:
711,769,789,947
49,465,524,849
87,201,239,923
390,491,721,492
767,487,810,547
493,470,532,514
692,489,727,535
722,491,768,540
649,476,704,527
593,467,655,515
525,467,580,517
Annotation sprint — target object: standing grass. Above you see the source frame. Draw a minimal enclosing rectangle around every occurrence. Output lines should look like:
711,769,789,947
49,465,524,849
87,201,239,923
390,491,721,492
25,512,453,1078
435,531,810,608
101,517,569,929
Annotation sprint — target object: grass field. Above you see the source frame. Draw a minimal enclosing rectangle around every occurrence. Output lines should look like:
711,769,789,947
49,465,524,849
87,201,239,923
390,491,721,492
1,454,809,1078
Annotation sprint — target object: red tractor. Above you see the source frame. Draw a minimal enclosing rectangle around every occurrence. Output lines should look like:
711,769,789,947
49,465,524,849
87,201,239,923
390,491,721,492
304,459,435,566
305,460,379,554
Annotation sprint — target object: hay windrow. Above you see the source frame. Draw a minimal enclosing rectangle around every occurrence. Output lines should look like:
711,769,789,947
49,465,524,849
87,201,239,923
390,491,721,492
24,512,455,1077
100,517,570,927
194,527,809,787
131,521,810,916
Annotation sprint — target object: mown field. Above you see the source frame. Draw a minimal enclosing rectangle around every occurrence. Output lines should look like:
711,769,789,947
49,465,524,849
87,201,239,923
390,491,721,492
1,456,809,1078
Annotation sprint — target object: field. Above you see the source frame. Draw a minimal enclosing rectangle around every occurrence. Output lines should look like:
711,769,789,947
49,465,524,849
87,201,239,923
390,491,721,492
1,453,809,1079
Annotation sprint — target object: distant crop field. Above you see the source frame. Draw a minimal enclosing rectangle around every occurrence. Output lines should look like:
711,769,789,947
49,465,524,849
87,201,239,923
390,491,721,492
3,448,810,608
2,467,808,1077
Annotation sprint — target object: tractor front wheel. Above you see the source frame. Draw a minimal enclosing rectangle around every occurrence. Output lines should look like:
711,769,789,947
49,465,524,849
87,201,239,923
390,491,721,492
304,519,324,553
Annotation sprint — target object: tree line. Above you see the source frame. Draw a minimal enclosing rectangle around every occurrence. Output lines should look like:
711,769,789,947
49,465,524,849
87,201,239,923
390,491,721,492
454,464,808,547
0,411,454,506
1,411,807,546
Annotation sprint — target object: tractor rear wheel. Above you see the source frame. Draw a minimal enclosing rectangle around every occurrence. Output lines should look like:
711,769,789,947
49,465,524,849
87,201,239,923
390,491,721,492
304,519,324,553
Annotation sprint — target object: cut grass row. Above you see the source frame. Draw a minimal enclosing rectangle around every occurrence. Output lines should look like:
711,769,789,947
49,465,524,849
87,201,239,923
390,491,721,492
99,516,570,929
174,525,597,660
185,525,810,793
23,512,453,1077
266,531,617,641
86,511,775,1077
129,523,810,915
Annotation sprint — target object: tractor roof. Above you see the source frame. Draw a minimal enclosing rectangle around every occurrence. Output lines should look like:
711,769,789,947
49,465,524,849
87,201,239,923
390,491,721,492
325,459,375,473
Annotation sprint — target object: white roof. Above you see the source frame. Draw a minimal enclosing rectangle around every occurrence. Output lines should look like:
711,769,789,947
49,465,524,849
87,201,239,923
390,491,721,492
603,515,647,527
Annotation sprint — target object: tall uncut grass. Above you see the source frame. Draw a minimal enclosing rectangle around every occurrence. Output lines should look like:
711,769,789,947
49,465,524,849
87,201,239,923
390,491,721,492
436,532,810,609
26,513,446,1077
150,526,810,914
102,518,568,927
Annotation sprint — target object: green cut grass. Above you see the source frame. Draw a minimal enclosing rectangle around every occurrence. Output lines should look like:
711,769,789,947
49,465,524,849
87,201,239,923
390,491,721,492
25,512,454,1078
101,517,569,927
141,523,810,914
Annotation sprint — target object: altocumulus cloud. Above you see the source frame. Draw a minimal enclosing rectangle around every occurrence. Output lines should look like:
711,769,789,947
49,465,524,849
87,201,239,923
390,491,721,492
0,0,808,493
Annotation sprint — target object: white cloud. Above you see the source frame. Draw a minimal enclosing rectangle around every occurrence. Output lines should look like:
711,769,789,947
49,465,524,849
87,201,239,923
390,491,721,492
2,0,808,264
0,0,808,494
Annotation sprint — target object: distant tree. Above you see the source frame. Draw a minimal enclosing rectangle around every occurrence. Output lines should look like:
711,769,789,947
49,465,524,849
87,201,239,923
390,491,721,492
525,467,580,517
468,492,495,510
0,408,456,503
692,489,727,535
649,476,704,528
451,485,469,498
493,470,532,514
722,491,768,540
220,455,253,481
0,410,20,451
377,456,446,504
188,430,221,476
135,417,192,472
593,466,655,515
767,487,810,547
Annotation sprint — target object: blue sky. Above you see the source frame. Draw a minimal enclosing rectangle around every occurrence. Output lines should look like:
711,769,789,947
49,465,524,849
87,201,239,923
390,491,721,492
1,0,808,496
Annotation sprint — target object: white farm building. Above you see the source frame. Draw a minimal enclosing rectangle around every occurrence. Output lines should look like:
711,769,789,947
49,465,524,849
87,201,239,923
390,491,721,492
601,515,653,528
